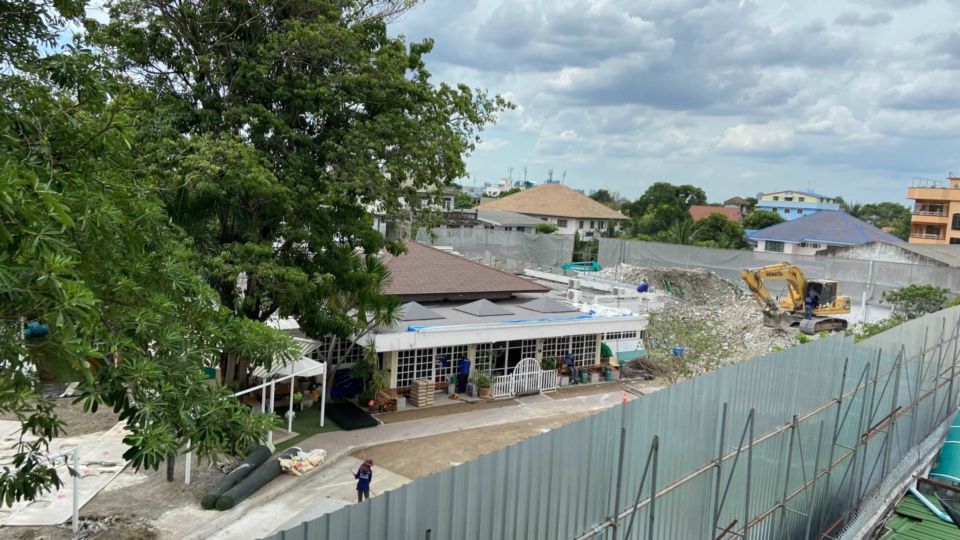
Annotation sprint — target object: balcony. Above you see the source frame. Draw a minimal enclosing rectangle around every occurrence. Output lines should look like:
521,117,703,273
913,209,947,216
911,232,945,239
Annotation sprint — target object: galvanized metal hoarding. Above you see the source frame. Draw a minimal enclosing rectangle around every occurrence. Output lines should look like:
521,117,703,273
264,307,960,540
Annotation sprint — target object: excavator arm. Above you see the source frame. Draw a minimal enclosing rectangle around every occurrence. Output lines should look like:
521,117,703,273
741,263,849,334
740,262,808,314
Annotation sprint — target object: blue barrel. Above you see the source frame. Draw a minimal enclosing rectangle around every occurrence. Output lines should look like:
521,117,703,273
930,410,960,486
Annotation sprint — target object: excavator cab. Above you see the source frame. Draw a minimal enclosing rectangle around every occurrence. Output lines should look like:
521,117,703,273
806,280,838,306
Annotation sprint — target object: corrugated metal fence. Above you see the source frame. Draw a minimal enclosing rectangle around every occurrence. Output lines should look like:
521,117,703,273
598,238,960,302
416,227,574,274
264,307,960,540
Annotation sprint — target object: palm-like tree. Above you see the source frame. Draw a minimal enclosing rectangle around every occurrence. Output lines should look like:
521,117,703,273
665,219,701,245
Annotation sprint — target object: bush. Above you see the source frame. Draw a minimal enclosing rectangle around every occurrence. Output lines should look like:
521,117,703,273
535,222,558,234
850,317,905,343
882,284,948,320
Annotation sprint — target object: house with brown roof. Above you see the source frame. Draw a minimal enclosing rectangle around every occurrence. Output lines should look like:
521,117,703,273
479,184,628,237
284,241,643,395
689,205,743,222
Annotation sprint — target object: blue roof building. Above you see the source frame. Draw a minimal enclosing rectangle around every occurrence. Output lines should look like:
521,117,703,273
756,189,841,221
748,210,904,255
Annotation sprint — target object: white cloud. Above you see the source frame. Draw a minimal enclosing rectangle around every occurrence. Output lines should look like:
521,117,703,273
718,124,795,152
476,138,509,151
390,0,960,203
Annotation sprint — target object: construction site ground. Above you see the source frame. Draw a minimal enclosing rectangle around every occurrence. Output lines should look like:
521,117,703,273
0,381,657,540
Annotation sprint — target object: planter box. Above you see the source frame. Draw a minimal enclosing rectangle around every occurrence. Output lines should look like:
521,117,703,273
590,373,600,384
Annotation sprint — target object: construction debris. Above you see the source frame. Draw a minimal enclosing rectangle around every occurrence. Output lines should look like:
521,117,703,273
599,264,797,369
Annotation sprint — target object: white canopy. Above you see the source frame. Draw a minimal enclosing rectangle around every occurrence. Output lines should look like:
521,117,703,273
251,356,326,379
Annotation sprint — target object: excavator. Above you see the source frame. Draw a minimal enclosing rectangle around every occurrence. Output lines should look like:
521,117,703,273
741,262,851,334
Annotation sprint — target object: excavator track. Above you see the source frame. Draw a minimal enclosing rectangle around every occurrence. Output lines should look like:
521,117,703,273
763,312,848,334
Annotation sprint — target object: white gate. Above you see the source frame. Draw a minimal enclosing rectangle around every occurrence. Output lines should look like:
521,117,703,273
490,358,559,399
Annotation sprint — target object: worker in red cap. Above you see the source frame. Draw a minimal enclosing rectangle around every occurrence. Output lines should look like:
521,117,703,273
354,458,374,503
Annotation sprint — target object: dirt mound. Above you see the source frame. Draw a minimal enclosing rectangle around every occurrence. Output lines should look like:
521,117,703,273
599,264,742,305
598,263,796,368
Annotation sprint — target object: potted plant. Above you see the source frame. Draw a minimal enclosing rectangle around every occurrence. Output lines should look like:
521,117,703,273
541,357,556,371
476,372,492,398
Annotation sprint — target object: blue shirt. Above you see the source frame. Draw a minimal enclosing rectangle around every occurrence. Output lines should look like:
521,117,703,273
355,467,372,491
458,357,470,375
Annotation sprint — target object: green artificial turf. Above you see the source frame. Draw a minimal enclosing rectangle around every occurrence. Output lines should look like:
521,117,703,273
274,404,341,452
325,401,379,431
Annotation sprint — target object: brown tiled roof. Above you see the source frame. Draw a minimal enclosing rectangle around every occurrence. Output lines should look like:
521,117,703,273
689,205,742,222
478,184,627,220
724,196,750,206
382,241,549,301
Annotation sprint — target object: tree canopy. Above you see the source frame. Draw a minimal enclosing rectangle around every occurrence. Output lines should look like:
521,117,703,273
92,0,508,372
622,182,706,237
1,3,294,504
743,210,785,230
1,0,505,504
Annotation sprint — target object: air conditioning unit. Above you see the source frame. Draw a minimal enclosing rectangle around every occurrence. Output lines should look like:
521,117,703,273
569,278,581,289
614,287,631,297
566,289,583,303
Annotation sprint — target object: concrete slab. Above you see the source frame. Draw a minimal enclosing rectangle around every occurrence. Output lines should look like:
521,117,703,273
176,389,629,540
0,422,129,526
202,457,412,540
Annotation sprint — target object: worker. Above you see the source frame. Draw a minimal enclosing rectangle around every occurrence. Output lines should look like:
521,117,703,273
804,288,820,320
354,458,374,503
457,355,470,394
565,352,579,384
636,279,649,293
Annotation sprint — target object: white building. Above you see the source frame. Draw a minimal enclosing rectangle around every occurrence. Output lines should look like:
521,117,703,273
478,183,627,237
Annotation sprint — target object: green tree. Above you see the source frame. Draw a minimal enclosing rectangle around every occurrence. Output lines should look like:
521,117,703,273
93,0,509,381
694,214,749,249
589,189,619,208
1,9,293,503
454,191,476,209
657,218,701,245
743,210,785,230
498,187,522,198
882,284,948,320
623,183,706,237
535,223,558,234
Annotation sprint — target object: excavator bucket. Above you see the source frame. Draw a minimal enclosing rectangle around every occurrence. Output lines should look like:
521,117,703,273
762,310,793,331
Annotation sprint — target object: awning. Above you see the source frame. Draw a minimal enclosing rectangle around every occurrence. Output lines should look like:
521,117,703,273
251,356,326,379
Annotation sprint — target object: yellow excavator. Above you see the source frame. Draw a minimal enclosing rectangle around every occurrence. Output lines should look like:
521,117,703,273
741,262,851,334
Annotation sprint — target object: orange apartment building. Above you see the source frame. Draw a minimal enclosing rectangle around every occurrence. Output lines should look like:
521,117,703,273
907,176,960,244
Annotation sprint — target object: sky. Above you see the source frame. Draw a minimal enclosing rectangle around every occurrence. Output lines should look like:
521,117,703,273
389,0,960,204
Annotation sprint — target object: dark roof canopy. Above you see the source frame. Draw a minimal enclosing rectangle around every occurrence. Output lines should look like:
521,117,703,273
520,297,580,313
383,241,549,302
397,302,443,321
453,299,515,317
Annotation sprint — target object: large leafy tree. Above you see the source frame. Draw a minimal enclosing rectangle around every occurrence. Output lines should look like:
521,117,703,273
93,0,508,379
743,209,785,230
623,182,707,237
693,214,749,249
1,4,293,504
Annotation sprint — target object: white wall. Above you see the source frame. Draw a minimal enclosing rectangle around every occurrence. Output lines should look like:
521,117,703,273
538,215,614,237
754,240,828,256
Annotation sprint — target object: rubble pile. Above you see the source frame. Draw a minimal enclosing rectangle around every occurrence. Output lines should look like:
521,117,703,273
599,263,796,365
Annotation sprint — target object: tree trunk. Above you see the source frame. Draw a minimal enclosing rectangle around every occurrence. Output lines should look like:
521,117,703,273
166,453,176,482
